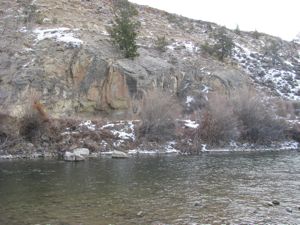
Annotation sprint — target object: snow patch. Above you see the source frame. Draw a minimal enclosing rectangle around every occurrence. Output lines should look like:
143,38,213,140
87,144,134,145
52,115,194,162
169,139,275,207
19,27,28,33
279,141,299,150
79,120,96,131
165,141,179,154
182,120,199,129
33,28,83,47
233,42,300,101
185,96,195,107
128,149,158,155
101,121,136,141
167,40,199,53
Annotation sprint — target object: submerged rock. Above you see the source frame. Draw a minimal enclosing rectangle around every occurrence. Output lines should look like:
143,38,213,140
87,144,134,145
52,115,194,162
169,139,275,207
136,211,144,217
112,150,128,158
265,202,274,207
272,200,280,205
286,207,293,213
194,201,201,207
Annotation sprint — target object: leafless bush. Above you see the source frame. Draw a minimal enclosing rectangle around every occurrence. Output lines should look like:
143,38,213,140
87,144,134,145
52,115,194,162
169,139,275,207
192,89,288,147
274,99,295,119
19,108,44,142
232,88,287,144
19,98,50,142
138,90,180,142
0,113,21,151
194,94,239,146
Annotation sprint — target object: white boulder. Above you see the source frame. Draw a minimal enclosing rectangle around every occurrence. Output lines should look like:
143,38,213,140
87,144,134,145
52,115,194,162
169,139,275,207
112,150,128,158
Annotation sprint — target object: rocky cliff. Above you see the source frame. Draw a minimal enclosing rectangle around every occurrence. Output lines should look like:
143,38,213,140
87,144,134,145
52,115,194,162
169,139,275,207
1,0,300,118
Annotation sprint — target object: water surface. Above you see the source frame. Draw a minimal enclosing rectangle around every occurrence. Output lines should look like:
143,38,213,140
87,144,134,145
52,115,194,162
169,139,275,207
0,151,300,224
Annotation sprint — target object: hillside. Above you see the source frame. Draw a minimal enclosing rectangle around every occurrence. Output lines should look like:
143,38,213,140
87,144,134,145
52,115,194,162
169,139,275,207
1,0,300,158
1,0,299,117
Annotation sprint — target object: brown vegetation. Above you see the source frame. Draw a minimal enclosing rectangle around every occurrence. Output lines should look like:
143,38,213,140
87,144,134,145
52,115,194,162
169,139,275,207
138,89,180,142
232,89,287,144
192,88,288,148
194,94,239,147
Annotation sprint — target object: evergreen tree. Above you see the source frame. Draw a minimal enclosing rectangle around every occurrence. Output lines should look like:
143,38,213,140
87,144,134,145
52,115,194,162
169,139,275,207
263,39,282,66
108,0,140,59
202,27,234,61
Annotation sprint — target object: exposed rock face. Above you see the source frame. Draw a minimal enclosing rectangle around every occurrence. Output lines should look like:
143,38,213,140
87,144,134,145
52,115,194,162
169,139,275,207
100,66,131,111
0,0,299,117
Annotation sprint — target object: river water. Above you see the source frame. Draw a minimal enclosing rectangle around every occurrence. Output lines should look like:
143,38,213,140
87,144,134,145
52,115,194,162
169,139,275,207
0,151,300,225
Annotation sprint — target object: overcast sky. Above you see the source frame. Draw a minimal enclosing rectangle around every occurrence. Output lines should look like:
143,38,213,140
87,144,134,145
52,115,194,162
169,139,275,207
129,0,300,41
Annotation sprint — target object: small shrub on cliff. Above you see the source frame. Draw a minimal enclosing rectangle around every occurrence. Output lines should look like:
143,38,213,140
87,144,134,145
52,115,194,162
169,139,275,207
263,39,282,66
138,90,180,142
252,30,261,39
108,0,140,59
155,36,168,52
201,27,234,61
234,25,241,35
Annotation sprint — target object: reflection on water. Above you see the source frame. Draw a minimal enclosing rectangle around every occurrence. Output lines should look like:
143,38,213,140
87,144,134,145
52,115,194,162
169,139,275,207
0,151,300,225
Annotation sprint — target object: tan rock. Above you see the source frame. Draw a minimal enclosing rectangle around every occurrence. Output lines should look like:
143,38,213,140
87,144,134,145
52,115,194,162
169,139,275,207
100,66,130,110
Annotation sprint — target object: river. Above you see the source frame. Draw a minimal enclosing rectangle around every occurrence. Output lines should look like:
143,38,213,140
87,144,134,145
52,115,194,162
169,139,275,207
0,151,300,225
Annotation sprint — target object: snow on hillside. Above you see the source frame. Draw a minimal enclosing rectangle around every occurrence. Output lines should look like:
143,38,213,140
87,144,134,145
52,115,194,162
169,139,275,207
33,28,83,47
233,42,300,100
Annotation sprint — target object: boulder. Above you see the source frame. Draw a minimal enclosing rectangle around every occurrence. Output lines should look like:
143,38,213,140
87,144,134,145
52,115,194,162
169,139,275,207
194,201,201,207
73,148,90,156
112,150,128,158
286,207,293,213
64,148,90,161
64,151,76,161
272,200,280,205
265,202,274,207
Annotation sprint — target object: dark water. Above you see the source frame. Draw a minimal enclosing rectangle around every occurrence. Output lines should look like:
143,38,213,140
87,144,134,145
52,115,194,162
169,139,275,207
0,151,300,225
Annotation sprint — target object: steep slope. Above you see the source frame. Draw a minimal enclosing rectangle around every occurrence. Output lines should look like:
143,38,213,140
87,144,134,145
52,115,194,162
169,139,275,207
1,0,300,117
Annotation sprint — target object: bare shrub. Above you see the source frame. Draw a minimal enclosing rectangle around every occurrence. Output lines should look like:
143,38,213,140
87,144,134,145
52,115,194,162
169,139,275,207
0,113,20,151
274,99,295,119
19,100,50,143
194,94,239,147
232,88,287,144
155,36,168,52
138,90,180,142
192,89,288,148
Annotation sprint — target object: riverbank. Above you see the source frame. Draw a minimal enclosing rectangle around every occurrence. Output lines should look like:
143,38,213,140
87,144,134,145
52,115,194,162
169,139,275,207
0,115,299,160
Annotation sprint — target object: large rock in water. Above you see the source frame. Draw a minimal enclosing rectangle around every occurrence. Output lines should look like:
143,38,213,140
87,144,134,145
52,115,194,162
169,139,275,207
64,148,90,162
73,148,90,157
112,150,128,159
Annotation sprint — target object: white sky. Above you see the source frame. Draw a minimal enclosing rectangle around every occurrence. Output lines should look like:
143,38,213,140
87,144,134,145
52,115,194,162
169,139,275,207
129,0,300,41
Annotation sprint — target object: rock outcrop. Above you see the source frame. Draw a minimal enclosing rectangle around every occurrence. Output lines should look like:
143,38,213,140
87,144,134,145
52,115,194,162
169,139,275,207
0,0,299,118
